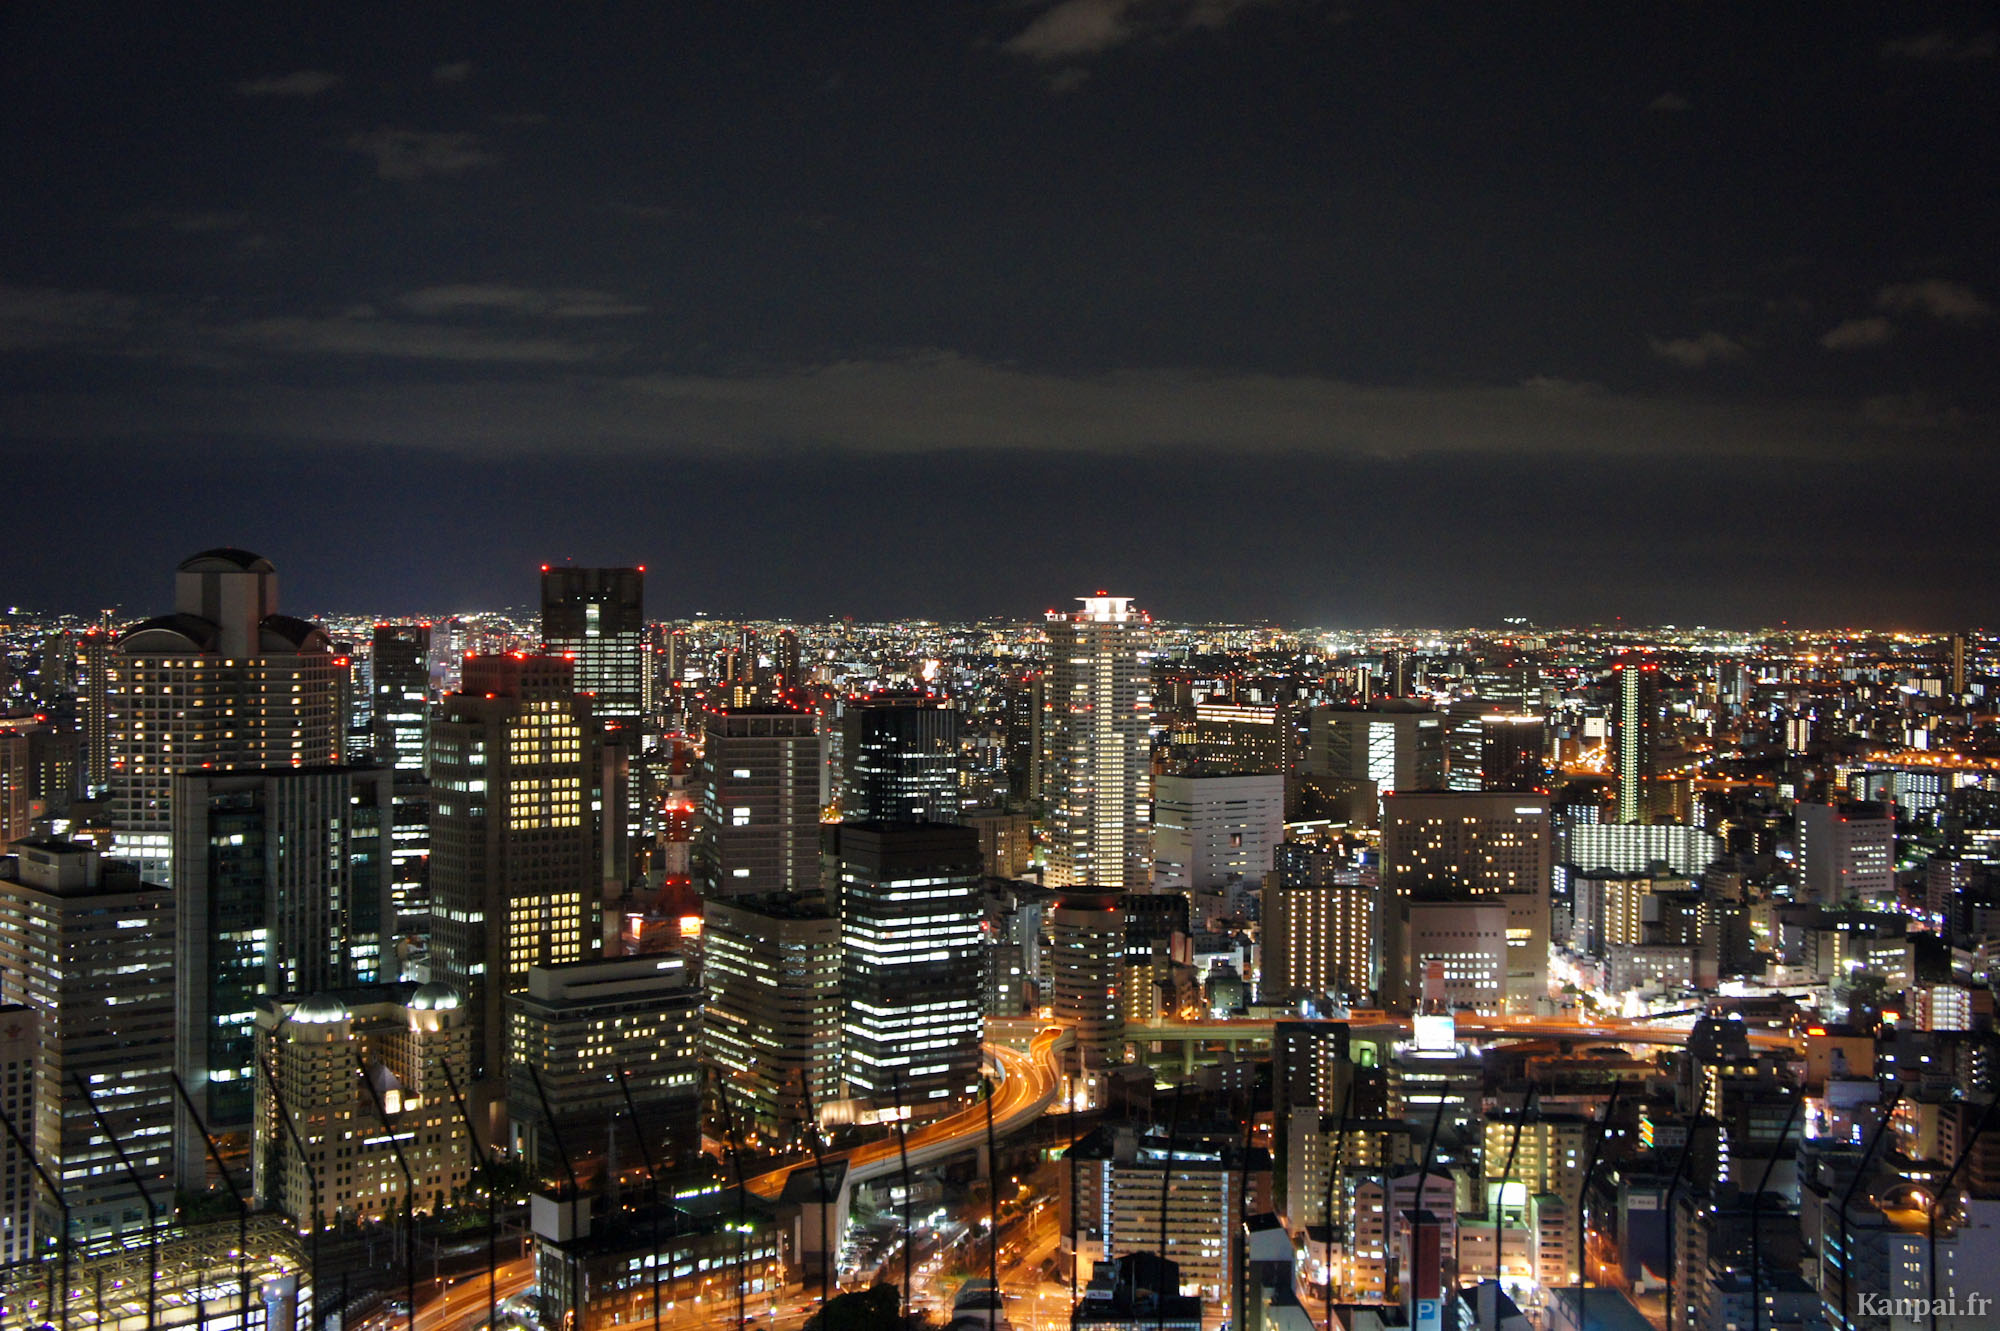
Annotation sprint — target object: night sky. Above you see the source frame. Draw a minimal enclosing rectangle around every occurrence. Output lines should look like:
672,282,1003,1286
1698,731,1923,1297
2,3,1994,626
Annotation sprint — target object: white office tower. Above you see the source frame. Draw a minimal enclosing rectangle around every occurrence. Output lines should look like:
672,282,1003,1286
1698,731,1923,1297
1045,595,1152,891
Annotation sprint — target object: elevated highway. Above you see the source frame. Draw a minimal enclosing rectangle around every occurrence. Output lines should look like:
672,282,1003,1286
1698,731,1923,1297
747,1025,1066,1199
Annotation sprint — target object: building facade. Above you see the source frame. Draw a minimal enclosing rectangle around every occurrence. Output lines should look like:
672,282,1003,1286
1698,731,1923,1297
171,764,396,1183
506,954,703,1189
428,654,605,1084
253,983,473,1228
839,693,961,825
107,549,343,877
695,706,822,901
0,841,174,1242
700,894,841,1146
834,823,984,1118
1045,596,1151,892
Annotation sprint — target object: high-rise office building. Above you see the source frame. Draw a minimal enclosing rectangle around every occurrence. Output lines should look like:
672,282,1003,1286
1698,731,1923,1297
1259,842,1375,1006
171,764,396,1184
429,654,605,1083
1561,822,1721,878
840,692,961,825
773,628,802,696
1049,890,1127,1095
1613,659,1660,825
1045,595,1151,892
108,549,343,877
540,566,649,728
1001,671,1045,801
1479,715,1546,793
0,839,174,1242
1379,792,1552,1012
371,623,431,772
77,626,112,796
1305,703,1446,817
370,623,433,936
1193,700,1296,774
0,724,32,846
1150,772,1285,896
695,705,822,901
700,893,841,1145
1795,802,1896,905
834,823,984,1118
507,954,703,1188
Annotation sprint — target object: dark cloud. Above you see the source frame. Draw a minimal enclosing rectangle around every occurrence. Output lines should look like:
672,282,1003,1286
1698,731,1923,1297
1876,279,1992,324
1647,331,1747,368
397,285,649,319
1881,30,1997,61
343,129,497,180
1819,316,1894,350
237,70,342,97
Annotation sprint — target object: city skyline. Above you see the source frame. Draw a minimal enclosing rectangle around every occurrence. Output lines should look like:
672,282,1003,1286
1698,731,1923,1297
3,4,1997,623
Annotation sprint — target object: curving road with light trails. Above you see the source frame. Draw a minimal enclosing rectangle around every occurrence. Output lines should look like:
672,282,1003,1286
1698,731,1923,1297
747,1026,1065,1199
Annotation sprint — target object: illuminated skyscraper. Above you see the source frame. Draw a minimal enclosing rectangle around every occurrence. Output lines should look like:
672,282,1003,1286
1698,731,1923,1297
1613,659,1660,825
170,763,395,1185
1002,671,1045,801
108,549,343,878
700,893,841,1145
834,823,983,1118
840,691,961,825
372,623,434,933
77,625,112,795
1259,842,1375,1006
1379,792,1552,1013
429,654,604,1082
371,623,431,772
0,840,173,1242
773,628,803,696
1045,595,1151,892
540,566,648,728
695,705,822,901
1150,771,1285,896
1480,715,1546,793
1305,703,1446,805
1049,889,1126,1094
